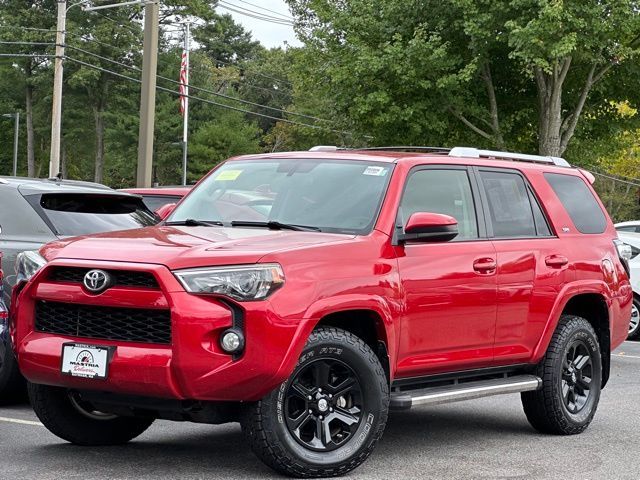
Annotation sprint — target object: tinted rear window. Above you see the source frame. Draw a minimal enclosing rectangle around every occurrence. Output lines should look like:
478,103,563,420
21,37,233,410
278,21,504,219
141,195,182,212
544,173,607,234
34,193,157,236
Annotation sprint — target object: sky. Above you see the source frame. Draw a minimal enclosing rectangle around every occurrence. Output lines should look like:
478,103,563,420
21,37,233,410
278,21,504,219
215,0,303,48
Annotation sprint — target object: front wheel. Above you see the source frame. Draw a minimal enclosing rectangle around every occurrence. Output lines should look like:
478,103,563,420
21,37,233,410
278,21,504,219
521,315,602,435
28,383,154,445
241,327,389,478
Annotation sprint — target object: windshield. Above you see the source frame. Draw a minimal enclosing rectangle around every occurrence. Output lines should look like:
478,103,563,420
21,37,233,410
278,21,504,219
32,193,157,237
169,159,394,234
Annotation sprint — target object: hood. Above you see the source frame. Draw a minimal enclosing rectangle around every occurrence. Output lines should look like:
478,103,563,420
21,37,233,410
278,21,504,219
41,226,354,270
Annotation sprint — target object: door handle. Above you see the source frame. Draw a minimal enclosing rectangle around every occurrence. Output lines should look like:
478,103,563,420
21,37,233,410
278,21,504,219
545,255,569,268
473,258,497,273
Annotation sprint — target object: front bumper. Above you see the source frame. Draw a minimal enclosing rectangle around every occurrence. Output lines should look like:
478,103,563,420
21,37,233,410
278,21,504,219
13,259,312,402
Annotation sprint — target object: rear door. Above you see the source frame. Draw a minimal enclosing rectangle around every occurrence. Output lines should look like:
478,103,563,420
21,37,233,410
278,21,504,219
475,167,573,364
395,166,498,376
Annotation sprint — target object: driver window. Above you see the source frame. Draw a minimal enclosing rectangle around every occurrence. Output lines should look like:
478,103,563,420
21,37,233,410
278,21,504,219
400,168,479,240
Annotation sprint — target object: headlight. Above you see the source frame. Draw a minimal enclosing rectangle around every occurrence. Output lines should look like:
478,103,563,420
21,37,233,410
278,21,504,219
15,250,47,284
174,263,285,301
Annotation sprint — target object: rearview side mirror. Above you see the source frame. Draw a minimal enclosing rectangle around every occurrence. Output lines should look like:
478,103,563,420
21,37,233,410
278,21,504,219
155,203,177,221
398,212,459,243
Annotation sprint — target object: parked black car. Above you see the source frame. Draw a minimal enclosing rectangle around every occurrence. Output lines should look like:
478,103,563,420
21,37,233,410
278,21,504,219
0,176,157,402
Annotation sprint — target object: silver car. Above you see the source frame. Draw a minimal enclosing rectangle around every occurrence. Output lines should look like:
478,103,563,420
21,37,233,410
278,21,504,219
0,177,157,401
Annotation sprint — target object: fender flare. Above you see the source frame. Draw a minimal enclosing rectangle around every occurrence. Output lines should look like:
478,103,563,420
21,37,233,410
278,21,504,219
271,294,399,385
531,280,612,364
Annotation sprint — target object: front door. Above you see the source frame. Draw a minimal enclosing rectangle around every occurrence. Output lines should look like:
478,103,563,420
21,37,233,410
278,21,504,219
395,166,498,377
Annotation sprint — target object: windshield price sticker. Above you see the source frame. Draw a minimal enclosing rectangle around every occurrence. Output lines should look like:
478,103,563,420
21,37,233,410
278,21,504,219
363,166,388,177
215,170,243,181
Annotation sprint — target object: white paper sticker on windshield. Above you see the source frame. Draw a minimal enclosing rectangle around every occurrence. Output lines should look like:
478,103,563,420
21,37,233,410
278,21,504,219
363,166,387,177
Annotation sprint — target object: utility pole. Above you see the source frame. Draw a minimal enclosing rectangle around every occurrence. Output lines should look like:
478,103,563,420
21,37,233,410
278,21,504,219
49,0,67,178
136,0,159,188
49,0,148,180
181,22,190,186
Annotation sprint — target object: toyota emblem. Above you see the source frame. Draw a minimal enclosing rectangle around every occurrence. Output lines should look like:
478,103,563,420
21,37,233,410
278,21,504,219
83,269,111,293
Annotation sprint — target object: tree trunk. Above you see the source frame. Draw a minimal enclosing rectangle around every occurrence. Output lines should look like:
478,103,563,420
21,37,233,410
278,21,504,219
94,107,105,183
25,62,36,177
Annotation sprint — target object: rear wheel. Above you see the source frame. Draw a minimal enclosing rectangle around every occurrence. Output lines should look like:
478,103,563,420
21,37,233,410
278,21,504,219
28,383,154,445
241,327,389,478
628,296,640,340
521,315,602,435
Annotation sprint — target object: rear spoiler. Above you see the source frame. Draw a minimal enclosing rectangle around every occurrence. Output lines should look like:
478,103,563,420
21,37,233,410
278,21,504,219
578,168,596,184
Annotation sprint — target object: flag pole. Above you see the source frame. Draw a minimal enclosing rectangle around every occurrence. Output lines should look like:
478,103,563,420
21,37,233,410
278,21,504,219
181,22,190,186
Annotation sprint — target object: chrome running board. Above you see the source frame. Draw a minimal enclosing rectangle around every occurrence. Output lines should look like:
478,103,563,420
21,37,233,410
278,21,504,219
389,374,542,410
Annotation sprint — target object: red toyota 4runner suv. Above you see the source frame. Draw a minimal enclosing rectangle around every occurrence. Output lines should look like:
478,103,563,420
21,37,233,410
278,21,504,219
11,147,633,478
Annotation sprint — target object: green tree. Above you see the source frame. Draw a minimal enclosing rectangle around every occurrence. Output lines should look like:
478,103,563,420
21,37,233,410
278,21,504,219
287,0,640,157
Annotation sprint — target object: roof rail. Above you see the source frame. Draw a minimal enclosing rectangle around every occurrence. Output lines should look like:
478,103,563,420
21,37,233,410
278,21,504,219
309,146,340,152
449,147,571,168
353,146,451,153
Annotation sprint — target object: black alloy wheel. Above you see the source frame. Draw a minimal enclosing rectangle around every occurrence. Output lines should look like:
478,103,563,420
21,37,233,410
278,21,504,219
284,358,363,452
561,340,594,414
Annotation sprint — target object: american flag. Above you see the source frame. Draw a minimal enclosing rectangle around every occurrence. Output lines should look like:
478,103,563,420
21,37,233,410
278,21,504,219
179,50,188,116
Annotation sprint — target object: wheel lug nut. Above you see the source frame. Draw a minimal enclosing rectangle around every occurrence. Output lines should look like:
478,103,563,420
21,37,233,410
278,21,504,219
308,395,312,400
329,394,333,398
329,408,333,412
319,416,324,420
318,388,322,392
308,409,312,414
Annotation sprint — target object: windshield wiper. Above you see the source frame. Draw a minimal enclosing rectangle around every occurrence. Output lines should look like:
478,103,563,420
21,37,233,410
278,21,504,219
230,220,321,232
165,219,224,227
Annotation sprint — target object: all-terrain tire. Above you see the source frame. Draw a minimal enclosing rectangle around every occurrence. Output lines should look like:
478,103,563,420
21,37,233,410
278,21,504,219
241,327,389,478
521,315,602,435
28,383,154,445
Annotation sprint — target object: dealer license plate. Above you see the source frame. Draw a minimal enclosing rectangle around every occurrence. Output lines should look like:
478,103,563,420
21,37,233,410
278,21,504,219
61,343,111,379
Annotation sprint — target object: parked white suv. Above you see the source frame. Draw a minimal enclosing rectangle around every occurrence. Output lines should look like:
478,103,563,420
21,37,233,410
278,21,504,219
618,231,640,339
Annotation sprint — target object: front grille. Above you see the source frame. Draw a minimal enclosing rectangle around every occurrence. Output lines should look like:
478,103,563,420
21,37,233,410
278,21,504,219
49,267,159,289
35,301,171,344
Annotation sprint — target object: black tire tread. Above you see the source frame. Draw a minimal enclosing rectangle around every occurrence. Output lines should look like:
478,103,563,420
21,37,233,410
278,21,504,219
28,383,154,446
242,327,389,478
521,314,600,435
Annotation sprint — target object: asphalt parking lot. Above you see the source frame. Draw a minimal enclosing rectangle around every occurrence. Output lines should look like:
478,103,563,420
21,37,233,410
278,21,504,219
1,341,639,480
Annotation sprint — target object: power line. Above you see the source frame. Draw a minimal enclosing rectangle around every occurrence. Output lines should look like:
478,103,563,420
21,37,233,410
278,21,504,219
217,3,295,26
591,170,640,188
0,41,55,47
64,44,331,124
0,26,57,34
219,1,295,23
64,56,350,134
228,0,294,21
0,53,55,58
63,32,293,98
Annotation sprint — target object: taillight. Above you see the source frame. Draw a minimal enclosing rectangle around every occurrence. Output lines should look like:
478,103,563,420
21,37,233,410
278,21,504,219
614,239,632,277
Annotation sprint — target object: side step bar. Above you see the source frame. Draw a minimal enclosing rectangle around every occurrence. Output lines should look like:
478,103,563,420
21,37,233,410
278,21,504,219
390,374,542,411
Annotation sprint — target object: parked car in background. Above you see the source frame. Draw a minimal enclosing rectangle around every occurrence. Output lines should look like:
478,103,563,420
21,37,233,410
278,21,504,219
615,221,640,233
0,176,158,400
119,186,192,213
618,231,640,339
0,254,14,404
11,147,632,477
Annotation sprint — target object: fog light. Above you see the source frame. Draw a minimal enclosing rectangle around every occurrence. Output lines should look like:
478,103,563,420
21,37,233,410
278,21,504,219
220,329,244,353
